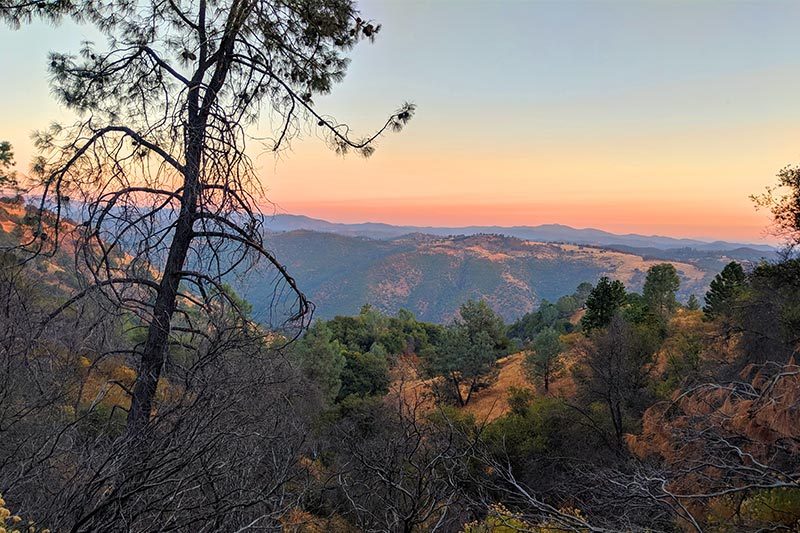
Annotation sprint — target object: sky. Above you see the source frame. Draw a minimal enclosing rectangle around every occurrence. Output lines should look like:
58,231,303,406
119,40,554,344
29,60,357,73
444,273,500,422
2,1,800,243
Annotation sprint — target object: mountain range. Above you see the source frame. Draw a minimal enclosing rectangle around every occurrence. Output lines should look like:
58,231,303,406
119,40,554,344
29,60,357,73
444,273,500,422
238,228,773,323
0,201,775,324
261,214,775,253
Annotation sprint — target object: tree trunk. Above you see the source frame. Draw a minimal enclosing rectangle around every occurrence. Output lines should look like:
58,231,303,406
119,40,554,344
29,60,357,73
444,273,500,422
451,373,465,407
125,210,195,433
124,7,253,434
610,399,624,450
126,87,204,434
464,377,477,406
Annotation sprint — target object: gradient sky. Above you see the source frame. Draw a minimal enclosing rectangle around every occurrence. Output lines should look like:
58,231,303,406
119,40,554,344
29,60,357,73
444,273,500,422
3,1,800,242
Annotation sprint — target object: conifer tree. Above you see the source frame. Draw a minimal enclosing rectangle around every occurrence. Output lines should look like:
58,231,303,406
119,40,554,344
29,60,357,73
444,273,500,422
581,277,627,332
703,261,746,319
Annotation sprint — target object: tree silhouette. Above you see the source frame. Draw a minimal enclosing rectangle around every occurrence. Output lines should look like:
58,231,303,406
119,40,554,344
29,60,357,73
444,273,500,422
752,164,800,253
1,0,413,434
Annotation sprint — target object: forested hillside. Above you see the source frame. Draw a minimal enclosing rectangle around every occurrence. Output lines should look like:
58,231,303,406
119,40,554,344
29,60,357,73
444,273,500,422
241,229,764,322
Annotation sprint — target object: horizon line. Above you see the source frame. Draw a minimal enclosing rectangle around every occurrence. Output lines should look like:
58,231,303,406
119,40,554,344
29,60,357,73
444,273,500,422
265,211,778,249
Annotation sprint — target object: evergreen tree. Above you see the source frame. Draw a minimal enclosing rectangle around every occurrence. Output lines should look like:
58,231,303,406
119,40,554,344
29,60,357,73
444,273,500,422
581,277,627,332
425,300,507,406
0,141,17,190
1,0,413,433
642,263,680,318
703,261,746,319
686,294,700,310
459,299,509,353
291,323,346,404
338,342,391,400
523,328,563,392
574,281,594,307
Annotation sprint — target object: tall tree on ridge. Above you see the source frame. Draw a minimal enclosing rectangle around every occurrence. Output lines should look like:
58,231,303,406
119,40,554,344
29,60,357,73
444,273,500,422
523,327,563,393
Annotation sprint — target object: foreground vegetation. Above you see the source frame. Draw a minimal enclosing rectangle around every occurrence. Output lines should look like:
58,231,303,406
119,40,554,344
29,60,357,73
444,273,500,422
2,190,799,530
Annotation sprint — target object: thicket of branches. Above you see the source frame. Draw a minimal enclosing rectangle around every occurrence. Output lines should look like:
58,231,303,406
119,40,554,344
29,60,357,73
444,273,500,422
0,0,413,434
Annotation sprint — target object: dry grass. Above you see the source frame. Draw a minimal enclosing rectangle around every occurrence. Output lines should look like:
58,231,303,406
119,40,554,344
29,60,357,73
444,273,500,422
389,351,579,423
462,352,528,422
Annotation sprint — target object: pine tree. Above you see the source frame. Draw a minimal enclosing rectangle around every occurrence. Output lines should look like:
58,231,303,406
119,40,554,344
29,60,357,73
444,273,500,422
523,328,563,392
643,263,680,318
581,277,627,332
0,141,17,190
703,261,746,318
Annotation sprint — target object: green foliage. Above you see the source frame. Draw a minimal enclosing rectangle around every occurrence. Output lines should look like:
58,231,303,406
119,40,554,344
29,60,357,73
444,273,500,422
0,141,17,190
482,396,602,467
555,294,579,315
426,324,495,406
574,281,594,307
330,393,384,425
506,386,535,416
655,324,705,397
622,292,650,324
522,328,563,392
703,261,746,319
214,283,253,318
621,291,668,339
290,323,346,403
580,277,627,332
462,504,531,533
424,300,508,406
642,263,680,318
459,299,509,353
686,293,700,310
294,306,452,408
326,305,440,356
739,488,800,527
508,282,591,342
337,343,391,400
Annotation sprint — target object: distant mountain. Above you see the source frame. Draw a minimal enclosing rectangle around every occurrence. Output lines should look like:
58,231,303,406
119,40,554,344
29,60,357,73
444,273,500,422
239,230,770,323
261,214,776,253
1,199,772,324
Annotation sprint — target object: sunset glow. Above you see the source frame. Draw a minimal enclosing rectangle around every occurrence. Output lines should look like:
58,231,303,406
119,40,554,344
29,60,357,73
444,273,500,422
3,0,799,243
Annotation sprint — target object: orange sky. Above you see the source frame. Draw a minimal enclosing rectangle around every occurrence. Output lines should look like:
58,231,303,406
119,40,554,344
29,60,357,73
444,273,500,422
4,1,800,244
261,116,789,242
